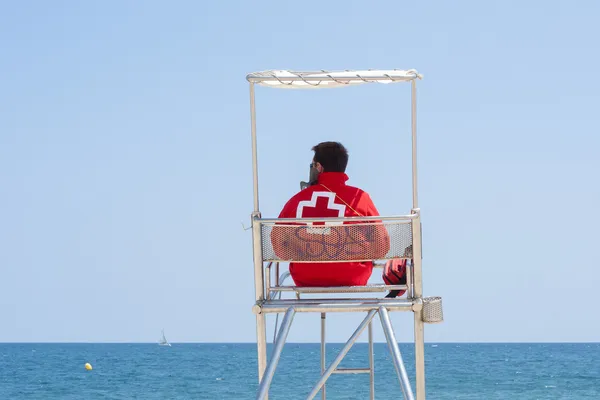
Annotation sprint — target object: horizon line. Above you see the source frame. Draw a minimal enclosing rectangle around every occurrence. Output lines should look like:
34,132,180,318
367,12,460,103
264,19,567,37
1,341,599,344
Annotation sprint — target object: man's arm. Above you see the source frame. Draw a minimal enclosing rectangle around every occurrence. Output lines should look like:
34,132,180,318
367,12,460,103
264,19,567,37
360,193,391,259
270,198,300,260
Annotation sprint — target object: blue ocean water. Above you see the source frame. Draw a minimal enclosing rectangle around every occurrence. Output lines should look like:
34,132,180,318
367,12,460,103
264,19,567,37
1,343,598,399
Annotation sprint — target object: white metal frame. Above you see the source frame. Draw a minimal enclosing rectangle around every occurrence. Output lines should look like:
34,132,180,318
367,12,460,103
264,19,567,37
247,69,439,400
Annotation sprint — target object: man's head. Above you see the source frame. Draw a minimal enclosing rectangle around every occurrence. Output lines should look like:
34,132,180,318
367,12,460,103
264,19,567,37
311,141,349,173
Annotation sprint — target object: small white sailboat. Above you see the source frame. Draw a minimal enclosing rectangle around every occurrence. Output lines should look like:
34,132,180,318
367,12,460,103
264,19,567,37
159,329,171,347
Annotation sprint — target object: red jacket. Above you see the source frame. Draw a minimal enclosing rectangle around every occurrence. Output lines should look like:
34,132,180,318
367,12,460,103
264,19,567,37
272,172,389,287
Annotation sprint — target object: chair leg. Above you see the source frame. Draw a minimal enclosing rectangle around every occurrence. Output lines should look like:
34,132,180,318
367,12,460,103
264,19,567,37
379,307,415,400
256,313,268,390
320,313,326,400
256,307,296,400
368,320,375,400
414,310,426,400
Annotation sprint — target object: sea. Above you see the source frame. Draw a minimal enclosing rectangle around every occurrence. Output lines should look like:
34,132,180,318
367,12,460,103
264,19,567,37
0,343,598,399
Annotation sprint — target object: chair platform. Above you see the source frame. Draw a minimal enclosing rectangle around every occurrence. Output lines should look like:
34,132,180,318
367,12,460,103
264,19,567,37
255,297,416,314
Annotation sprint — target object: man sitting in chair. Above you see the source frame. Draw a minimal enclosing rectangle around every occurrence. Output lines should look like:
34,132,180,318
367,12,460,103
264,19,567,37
271,141,391,287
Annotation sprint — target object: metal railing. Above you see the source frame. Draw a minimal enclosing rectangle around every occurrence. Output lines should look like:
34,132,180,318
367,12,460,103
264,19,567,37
249,212,441,399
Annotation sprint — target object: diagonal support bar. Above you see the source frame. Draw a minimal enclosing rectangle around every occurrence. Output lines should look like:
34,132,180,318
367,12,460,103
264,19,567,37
379,307,415,400
306,310,378,400
320,313,326,400
256,307,296,400
368,321,375,400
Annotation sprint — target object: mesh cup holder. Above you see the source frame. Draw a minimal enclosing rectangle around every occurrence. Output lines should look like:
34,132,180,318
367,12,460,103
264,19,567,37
422,296,443,324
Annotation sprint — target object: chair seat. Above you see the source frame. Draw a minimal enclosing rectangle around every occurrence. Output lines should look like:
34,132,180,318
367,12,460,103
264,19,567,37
270,283,407,294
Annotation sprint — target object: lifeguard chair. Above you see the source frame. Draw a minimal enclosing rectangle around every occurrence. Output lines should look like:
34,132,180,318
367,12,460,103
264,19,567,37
246,69,444,400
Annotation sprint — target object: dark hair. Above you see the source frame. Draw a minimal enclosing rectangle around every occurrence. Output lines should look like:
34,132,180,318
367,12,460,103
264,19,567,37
312,141,349,173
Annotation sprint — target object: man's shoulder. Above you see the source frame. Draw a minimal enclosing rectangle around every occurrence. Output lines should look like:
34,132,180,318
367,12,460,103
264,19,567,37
339,184,373,202
279,188,316,217
287,187,317,202
343,184,368,195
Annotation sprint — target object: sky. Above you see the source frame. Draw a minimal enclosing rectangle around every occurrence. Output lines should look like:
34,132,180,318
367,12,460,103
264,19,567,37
1,0,599,344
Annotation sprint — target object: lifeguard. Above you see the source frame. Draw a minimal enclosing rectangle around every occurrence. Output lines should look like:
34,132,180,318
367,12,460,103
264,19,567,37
271,141,390,286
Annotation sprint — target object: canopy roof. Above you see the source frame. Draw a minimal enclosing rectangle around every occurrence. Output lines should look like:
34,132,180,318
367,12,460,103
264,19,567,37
246,69,421,89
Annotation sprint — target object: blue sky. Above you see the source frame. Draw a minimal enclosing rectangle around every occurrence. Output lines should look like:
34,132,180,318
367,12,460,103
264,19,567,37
1,1,599,343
